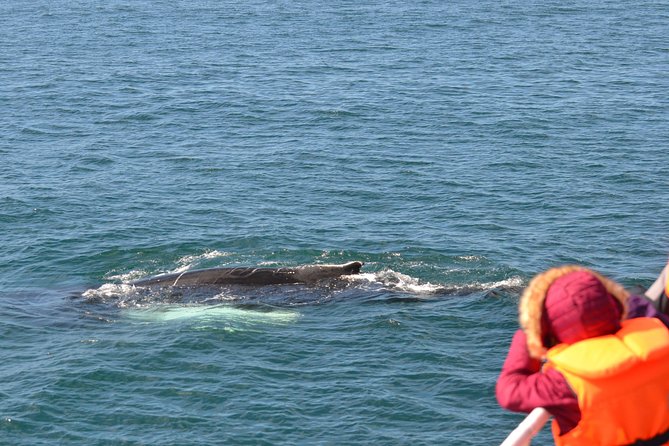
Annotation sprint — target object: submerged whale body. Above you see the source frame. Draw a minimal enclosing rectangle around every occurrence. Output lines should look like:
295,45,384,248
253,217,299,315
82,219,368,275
130,261,364,287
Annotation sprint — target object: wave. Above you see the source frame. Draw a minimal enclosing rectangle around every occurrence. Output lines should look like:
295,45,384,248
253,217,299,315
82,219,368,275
345,269,524,296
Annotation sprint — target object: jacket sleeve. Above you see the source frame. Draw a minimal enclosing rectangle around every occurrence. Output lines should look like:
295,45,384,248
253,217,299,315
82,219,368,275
626,294,669,328
496,329,581,434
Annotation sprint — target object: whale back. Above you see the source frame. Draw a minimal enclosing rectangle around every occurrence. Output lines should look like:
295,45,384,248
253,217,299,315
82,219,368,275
130,261,364,287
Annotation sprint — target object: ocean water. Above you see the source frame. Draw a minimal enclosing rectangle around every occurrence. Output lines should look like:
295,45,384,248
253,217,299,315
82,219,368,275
1,0,668,444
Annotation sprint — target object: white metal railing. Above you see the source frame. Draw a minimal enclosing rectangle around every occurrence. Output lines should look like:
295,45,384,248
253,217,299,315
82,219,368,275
500,408,551,446
645,263,668,304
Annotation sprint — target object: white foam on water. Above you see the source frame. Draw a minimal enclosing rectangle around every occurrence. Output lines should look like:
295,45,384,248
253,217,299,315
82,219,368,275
82,283,136,300
457,255,484,261
344,270,525,295
344,270,443,294
171,250,231,273
97,251,231,286
481,276,525,289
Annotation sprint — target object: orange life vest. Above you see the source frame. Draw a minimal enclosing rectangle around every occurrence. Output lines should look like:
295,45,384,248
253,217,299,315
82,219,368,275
546,317,669,446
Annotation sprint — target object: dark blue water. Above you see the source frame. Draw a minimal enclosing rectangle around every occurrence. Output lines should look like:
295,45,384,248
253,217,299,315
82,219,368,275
1,1,668,444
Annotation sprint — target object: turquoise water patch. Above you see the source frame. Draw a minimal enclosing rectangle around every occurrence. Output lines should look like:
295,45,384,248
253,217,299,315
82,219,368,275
124,304,300,326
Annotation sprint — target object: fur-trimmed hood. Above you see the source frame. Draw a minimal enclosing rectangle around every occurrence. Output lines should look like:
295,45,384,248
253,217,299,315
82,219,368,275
519,265,629,359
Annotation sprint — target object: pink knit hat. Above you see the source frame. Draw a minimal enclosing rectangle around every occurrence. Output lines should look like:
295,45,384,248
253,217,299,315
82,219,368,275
542,270,622,344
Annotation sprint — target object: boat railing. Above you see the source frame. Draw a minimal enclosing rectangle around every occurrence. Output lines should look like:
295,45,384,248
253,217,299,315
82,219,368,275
500,408,551,446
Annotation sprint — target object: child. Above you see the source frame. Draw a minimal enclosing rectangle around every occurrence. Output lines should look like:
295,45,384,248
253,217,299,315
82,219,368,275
497,265,669,445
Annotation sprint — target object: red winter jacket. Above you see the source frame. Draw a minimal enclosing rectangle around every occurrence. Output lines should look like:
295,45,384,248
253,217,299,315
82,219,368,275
496,295,669,434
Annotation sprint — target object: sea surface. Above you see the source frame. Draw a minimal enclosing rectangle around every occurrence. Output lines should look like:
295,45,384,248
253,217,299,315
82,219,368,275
1,1,668,444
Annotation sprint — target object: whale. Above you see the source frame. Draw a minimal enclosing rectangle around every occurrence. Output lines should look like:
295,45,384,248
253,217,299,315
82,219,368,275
130,261,364,287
